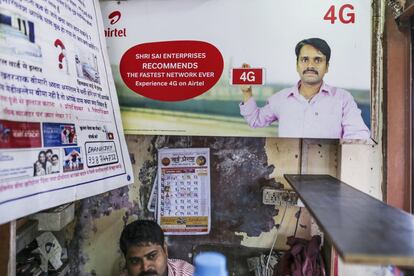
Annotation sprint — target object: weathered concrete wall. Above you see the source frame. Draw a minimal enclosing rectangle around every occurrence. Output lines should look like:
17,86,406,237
237,139,339,250
140,135,281,262
67,136,344,276
336,143,384,276
67,135,155,276
66,136,383,276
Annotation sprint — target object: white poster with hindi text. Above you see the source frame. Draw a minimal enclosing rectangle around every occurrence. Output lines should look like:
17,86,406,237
0,0,133,223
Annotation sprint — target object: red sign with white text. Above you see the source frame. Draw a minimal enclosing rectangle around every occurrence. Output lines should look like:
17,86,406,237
231,68,264,85
0,120,41,149
120,40,224,102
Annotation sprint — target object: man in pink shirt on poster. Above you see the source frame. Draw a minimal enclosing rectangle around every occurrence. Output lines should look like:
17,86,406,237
240,38,370,139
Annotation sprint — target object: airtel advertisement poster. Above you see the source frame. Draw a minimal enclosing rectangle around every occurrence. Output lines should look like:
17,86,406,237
101,0,371,139
0,0,133,223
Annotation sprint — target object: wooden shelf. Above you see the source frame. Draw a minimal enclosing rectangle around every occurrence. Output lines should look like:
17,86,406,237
284,174,414,266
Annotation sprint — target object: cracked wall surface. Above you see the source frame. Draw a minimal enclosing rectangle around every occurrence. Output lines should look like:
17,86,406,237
68,136,342,276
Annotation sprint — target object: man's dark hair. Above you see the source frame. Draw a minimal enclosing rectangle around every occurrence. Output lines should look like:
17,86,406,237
120,220,165,256
52,154,59,160
295,38,331,63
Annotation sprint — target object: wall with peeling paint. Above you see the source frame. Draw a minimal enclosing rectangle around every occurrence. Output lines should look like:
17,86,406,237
336,143,384,275
65,136,360,276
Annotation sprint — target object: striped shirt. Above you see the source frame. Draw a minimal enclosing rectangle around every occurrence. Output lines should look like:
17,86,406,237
167,258,194,276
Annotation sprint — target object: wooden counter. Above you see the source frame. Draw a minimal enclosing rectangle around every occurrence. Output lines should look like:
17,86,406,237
284,174,414,266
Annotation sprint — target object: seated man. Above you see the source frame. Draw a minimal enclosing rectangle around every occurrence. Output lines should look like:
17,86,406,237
120,220,194,276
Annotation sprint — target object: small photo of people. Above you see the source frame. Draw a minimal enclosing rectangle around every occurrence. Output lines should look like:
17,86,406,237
33,149,60,176
60,125,77,145
63,147,83,172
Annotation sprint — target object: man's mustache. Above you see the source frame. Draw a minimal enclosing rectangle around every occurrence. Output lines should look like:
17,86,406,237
138,270,158,276
303,69,318,75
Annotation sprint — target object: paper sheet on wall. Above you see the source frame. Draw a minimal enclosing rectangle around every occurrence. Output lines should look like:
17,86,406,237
147,174,157,213
157,148,210,235
35,231,63,270
0,0,133,223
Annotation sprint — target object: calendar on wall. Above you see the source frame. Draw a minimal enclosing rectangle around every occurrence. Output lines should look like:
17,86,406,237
157,148,210,235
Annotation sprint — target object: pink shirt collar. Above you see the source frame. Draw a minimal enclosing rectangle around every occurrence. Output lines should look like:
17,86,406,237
286,81,332,98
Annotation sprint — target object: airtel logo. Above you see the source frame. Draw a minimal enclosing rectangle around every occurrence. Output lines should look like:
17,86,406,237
105,11,126,37
108,11,121,25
